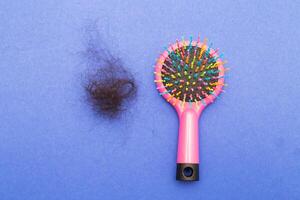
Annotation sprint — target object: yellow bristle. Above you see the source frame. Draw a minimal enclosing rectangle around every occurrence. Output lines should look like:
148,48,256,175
191,52,196,69
154,72,164,76
206,63,214,69
206,87,213,91
191,61,195,69
198,38,207,60
211,63,220,69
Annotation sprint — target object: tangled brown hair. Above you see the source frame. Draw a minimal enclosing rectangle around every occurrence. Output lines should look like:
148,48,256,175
82,24,137,118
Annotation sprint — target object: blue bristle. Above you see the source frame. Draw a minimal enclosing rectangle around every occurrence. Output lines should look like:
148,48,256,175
208,56,217,63
160,91,170,95
197,59,202,66
206,43,213,56
184,64,189,70
188,36,193,50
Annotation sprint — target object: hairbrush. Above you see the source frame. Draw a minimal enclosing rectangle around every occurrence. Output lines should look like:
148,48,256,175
154,36,227,181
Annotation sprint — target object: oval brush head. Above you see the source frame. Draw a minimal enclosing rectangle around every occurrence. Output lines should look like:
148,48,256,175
154,36,227,181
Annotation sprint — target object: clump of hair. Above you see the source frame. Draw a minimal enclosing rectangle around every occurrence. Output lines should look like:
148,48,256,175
82,23,137,118
84,60,137,118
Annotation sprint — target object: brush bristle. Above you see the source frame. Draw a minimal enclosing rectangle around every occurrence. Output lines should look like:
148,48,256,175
159,38,223,103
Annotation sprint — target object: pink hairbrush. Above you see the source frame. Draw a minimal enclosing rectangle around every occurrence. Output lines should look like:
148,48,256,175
154,36,227,181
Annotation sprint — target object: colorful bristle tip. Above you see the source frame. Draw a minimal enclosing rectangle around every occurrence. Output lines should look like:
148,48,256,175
155,37,227,105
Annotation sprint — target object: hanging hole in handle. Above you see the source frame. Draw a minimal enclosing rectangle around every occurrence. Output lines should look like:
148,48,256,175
176,163,199,181
183,167,193,177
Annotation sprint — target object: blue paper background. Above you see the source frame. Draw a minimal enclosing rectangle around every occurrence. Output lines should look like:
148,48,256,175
0,0,300,199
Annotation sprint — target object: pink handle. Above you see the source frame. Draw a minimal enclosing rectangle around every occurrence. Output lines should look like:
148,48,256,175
177,108,200,164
